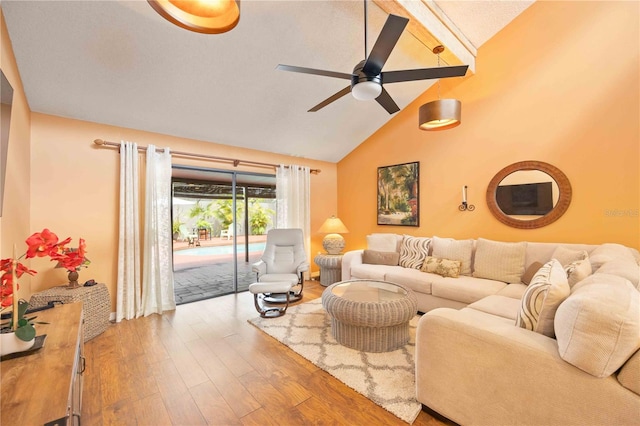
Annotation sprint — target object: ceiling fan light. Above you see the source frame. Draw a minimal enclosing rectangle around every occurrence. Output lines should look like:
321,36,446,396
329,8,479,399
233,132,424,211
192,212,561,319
352,81,382,101
148,0,240,34
419,99,461,131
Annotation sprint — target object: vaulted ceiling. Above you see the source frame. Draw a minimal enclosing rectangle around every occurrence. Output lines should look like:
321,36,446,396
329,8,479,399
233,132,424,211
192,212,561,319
2,1,533,163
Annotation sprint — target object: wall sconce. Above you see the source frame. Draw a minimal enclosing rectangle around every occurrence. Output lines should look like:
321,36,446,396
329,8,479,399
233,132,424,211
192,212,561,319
148,0,240,34
318,216,349,254
419,46,462,131
459,185,475,211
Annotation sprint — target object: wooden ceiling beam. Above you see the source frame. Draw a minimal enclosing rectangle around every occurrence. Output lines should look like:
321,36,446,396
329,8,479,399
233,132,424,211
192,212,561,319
374,0,476,73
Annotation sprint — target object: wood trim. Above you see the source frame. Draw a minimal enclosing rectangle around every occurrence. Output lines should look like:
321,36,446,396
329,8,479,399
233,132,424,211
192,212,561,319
374,0,476,73
486,161,572,229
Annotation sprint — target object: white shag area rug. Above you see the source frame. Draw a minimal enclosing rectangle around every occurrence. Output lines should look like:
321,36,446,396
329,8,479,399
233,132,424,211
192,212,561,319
248,298,421,424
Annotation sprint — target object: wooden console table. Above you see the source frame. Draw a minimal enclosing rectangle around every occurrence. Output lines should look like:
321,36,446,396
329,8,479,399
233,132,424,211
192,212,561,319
1,303,84,425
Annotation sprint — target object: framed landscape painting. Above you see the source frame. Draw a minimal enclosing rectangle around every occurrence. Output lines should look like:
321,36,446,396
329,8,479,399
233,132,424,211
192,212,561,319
377,162,419,226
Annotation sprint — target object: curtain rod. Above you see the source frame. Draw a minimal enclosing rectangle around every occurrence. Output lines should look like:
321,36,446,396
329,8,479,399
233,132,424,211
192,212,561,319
93,139,321,174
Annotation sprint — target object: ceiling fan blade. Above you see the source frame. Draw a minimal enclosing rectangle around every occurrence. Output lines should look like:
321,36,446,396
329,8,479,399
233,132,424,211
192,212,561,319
276,64,352,80
308,86,352,112
375,87,400,114
362,14,409,76
382,65,469,83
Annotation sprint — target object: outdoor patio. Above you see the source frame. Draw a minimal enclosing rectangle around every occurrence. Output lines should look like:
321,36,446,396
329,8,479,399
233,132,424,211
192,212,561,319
172,234,267,305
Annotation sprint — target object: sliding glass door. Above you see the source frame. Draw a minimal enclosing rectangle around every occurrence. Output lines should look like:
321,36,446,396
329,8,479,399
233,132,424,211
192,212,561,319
171,166,276,305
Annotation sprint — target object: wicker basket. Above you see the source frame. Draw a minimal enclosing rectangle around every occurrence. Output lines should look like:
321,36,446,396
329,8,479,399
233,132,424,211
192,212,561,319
29,283,111,342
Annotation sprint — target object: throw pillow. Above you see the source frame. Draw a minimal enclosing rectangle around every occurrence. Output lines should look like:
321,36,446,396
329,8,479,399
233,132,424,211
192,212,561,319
565,258,592,288
431,236,474,276
589,243,637,271
515,259,570,338
555,274,640,378
362,250,400,266
420,256,462,278
366,233,399,253
398,235,431,270
551,246,588,267
472,238,527,283
596,259,640,289
521,262,544,285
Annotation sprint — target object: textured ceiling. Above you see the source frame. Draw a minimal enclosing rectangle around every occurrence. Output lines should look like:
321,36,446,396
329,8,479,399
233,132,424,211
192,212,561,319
2,1,533,163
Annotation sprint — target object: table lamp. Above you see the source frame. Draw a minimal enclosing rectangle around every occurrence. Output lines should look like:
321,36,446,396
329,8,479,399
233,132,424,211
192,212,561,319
318,216,349,255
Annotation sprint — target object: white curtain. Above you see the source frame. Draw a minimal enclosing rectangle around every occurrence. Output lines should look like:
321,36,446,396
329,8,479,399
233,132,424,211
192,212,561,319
276,165,311,267
142,145,176,316
116,141,141,322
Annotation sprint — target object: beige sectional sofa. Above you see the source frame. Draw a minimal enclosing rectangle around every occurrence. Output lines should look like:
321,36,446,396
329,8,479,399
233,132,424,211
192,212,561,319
342,234,640,425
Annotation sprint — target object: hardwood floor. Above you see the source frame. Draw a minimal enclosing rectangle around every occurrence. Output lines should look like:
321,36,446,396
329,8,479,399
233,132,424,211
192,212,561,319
82,281,446,425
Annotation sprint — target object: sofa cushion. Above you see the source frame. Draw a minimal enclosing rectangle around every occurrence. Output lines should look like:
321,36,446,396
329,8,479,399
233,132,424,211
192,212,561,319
596,259,640,289
385,268,433,294
467,295,522,321
521,261,543,285
551,246,588,267
516,259,569,338
473,238,527,283
618,349,640,395
350,264,394,281
420,256,461,278
431,275,507,305
362,250,399,266
496,283,528,300
555,274,640,378
366,233,400,252
432,236,474,276
589,243,637,271
398,235,431,270
565,258,592,288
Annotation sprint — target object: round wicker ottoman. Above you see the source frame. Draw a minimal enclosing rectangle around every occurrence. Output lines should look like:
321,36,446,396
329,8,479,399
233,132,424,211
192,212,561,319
321,279,417,352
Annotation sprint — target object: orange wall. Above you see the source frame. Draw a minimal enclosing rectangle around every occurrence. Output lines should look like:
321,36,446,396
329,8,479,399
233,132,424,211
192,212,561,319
0,10,32,282
338,1,639,251
26,114,337,308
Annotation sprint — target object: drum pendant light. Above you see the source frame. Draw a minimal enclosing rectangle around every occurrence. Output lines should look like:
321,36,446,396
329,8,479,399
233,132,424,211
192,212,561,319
148,0,240,34
419,46,462,131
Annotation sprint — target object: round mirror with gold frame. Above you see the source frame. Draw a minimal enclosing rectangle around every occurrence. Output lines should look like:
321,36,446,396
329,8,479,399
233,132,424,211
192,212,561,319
486,161,572,229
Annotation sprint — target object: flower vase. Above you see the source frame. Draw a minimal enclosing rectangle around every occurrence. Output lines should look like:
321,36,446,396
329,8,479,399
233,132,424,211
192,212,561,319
67,270,80,289
0,331,35,356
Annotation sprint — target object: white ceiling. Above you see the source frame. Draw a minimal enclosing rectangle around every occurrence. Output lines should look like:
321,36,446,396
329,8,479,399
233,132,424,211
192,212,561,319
2,1,533,163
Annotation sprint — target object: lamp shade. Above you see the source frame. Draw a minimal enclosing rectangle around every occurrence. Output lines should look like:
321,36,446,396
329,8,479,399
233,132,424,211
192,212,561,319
318,216,349,255
148,0,240,34
419,99,461,131
318,216,349,234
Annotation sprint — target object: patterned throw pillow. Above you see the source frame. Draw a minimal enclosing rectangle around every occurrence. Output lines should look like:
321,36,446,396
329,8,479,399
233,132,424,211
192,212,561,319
398,235,431,270
516,259,570,338
420,256,462,278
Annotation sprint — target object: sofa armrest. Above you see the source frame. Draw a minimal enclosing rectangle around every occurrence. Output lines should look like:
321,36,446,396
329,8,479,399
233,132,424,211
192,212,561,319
341,249,364,280
416,308,640,426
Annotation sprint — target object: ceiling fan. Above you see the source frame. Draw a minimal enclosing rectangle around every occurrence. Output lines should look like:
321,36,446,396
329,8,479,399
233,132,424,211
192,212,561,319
277,2,469,114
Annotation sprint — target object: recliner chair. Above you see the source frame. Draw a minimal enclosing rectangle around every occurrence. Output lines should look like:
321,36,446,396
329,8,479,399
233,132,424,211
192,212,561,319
251,228,309,303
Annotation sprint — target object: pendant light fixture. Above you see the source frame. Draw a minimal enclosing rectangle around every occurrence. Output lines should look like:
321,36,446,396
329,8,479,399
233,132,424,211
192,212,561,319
419,46,462,131
148,0,240,34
